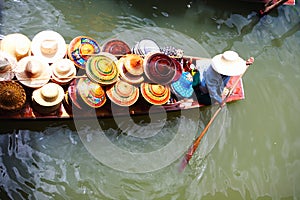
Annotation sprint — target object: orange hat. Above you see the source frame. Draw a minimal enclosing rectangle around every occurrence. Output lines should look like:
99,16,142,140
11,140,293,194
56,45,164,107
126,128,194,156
140,82,170,105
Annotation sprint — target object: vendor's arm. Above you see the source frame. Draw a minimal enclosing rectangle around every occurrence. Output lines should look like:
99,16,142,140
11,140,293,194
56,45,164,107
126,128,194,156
205,66,224,104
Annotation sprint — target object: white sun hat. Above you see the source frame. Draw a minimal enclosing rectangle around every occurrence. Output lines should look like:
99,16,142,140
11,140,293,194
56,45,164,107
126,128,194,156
211,51,246,76
31,30,67,63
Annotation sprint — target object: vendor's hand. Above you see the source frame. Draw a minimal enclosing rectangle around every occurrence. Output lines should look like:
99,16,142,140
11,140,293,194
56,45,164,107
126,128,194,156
221,87,230,97
246,57,254,65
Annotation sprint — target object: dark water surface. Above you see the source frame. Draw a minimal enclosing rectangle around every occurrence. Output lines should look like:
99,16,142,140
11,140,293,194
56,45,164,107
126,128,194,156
1,0,300,199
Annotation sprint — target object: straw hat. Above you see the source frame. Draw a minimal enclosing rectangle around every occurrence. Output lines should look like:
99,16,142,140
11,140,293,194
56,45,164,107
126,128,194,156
102,39,131,56
0,81,26,112
77,77,106,108
67,36,101,69
211,51,246,76
0,33,31,60
106,79,139,107
117,54,144,85
171,72,194,98
140,82,170,105
32,82,64,107
0,51,17,81
85,53,119,85
171,58,183,82
15,56,51,88
144,52,176,85
31,30,67,63
51,58,77,85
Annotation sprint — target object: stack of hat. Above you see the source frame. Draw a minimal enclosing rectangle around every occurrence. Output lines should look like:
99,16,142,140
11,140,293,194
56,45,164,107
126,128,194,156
171,71,194,99
0,33,31,61
106,79,139,107
140,83,170,105
76,77,106,108
102,39,131,57
132,39,160,56
0,81,26,113
143,52,177,85
117,54,144,85
68,36,101,69
85,53,119,85
31,30,67,64
32,82,64,115
0,51,17,81
51,58,77,85
15,56,51,88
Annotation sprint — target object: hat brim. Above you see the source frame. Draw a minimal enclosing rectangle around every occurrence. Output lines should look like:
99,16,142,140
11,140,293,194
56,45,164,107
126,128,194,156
32,83,64,107
211,54,246,76
31,30,67,64
15,56,51,88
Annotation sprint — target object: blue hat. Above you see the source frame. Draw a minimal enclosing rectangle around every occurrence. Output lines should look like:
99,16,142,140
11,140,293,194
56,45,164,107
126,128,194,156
171,72,194,98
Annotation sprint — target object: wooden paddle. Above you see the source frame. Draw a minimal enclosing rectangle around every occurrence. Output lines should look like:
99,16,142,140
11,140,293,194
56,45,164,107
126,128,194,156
179,57,254,172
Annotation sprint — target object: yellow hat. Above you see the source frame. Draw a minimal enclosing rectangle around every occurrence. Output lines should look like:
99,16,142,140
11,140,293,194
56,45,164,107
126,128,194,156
140,83,170,105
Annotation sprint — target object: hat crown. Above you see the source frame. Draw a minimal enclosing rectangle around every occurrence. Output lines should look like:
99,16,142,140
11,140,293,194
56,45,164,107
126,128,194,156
91,85,105,98
40,39,58,56
222,51,239,62
55,64,71,76
116,81,133,96
25,60,42,78
80,43,94,55
41,83,59,102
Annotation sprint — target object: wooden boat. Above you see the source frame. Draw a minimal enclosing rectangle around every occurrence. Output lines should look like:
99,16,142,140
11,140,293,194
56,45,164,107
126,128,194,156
0,36,246,133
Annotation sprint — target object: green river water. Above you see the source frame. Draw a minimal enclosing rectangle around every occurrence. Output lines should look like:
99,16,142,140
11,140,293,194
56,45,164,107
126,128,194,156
0,0,300,199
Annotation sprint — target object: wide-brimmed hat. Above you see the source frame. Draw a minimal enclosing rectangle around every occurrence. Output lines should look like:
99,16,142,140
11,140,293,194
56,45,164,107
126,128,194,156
67,36,101,69
117,54,144,85
51,58,77,85
102,39,131,57
211,51,246,76
32,82,64,107
106,79,139,107
0,33,31,61
140,82,170,105
86,52,119,85
15,56,51,88
171,58,183,82
31,30,67,64
0,81,26,112
144,52,177,85
77,77,106,108
0,51,17,81
171,72,194,98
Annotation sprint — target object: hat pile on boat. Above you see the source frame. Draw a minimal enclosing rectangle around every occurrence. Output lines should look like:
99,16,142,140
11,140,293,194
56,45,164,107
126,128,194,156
0,29,247,115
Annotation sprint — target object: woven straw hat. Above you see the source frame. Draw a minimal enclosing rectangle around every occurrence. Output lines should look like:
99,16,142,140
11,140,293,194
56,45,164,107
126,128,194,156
0,51,17,81
0,81,26,112
51,58,77,85
31,30,67,63
77,77,106,108
211,51,246,76
67,36,101,69
86,52,119,85
144,52,176,85
171,72,194,98
32,82,64,107
102,39,131,56
140,82,170,105
117,54,144,85
15,56,51,88
106,79,139,107
0,33,31,61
